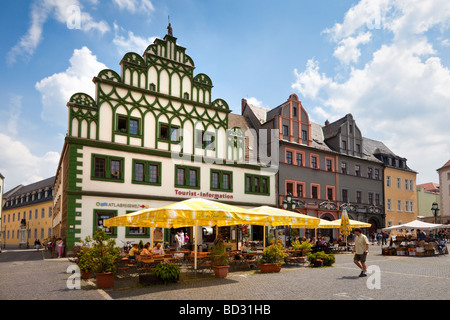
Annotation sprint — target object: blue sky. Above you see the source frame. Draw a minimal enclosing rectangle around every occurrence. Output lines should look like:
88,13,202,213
1,0,450,191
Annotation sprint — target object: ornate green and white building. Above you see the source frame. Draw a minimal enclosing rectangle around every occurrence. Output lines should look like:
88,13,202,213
53,27,276,254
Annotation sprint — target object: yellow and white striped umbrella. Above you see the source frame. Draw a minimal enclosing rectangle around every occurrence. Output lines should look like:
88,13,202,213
249,206,320,228
103,198,270,228
340,209,352,236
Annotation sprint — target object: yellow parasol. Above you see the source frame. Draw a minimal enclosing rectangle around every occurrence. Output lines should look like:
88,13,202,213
104,198,274,270
249,206,321,248
249,206,321,228
340,209,352,249
340,209,352,237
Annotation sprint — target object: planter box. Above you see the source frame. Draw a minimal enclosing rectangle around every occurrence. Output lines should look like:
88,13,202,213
81,270,92,279
213,266,229,278
95,272,114,289
259,263,282,273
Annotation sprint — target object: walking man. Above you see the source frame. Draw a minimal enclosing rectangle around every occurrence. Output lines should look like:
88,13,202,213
352,228,369,277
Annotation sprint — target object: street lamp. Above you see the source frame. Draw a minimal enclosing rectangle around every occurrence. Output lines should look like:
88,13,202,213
282,193,299,247
282,193,298,211
431,202,440,224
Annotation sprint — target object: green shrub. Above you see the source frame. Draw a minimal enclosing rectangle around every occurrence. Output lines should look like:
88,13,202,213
90,230,122,273
154,262,180,283
307,251,335,267
259,240,289,264
77,247,95,272
291,240,312,254
209,240,229,266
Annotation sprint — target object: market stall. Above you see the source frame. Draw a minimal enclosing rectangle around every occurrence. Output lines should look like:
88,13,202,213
381,220,446,256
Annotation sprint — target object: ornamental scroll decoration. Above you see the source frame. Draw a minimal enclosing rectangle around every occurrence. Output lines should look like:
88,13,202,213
319,200,337,211
340,202,357,212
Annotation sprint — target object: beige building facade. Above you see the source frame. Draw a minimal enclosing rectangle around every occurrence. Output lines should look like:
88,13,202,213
437,160,450,225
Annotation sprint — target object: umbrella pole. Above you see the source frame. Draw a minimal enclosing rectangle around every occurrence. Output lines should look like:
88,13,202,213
263,227,266,249
150,227,154,249
194,223,198,275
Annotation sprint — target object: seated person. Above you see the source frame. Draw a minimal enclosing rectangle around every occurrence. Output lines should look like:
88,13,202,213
152,242,165,255
141,243,152,257
241,240,250,253
128,244,139,259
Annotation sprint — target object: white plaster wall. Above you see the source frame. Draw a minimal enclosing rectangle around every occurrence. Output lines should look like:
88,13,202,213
79,145,276,206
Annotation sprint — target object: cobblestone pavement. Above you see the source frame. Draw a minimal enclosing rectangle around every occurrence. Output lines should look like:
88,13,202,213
1,245,449,302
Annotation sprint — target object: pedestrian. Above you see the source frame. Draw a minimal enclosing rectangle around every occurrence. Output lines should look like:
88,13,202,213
184,233,189,244
56,238,63,258
48,239,54,258
352,228,369,277
180,229,185,247
382,232,388,245
50,236,57,258
175,231,181,251
376,233,380,245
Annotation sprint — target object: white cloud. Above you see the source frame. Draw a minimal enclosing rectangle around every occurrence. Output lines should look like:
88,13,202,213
333,32,372,65
0,133,60,190
0,95,23,137
113,23,157,55
292,59,333,100
35,47,107,126
246,97,269,109
292,0,450,184
114,0,155,15
7,0,109,65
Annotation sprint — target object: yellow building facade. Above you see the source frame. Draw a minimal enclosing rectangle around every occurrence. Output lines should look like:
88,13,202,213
384,167,417,227
1,177,55,247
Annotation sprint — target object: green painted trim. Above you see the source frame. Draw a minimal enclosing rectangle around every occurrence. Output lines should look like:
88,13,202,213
157,122,181,145
91,153,125,183
93,77,231,114
68,145,83,192
93,209,118,238
244,173,271,196
66,137,267,171
174,164,201,189
66,194,82,250
125,210,150,238
210,168,233,192
132,159,162,186
115,113,143,141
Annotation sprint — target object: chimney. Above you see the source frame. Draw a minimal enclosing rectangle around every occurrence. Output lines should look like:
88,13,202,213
241,98,247,115
325,119,330,126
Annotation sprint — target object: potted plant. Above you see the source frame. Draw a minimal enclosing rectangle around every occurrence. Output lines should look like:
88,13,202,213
77,246,95,279
291,240,312,263
258,240,289,273
154,262,180,284
210,241,230,278
90,230,122,289
307,251,336,268
139,262,181,285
